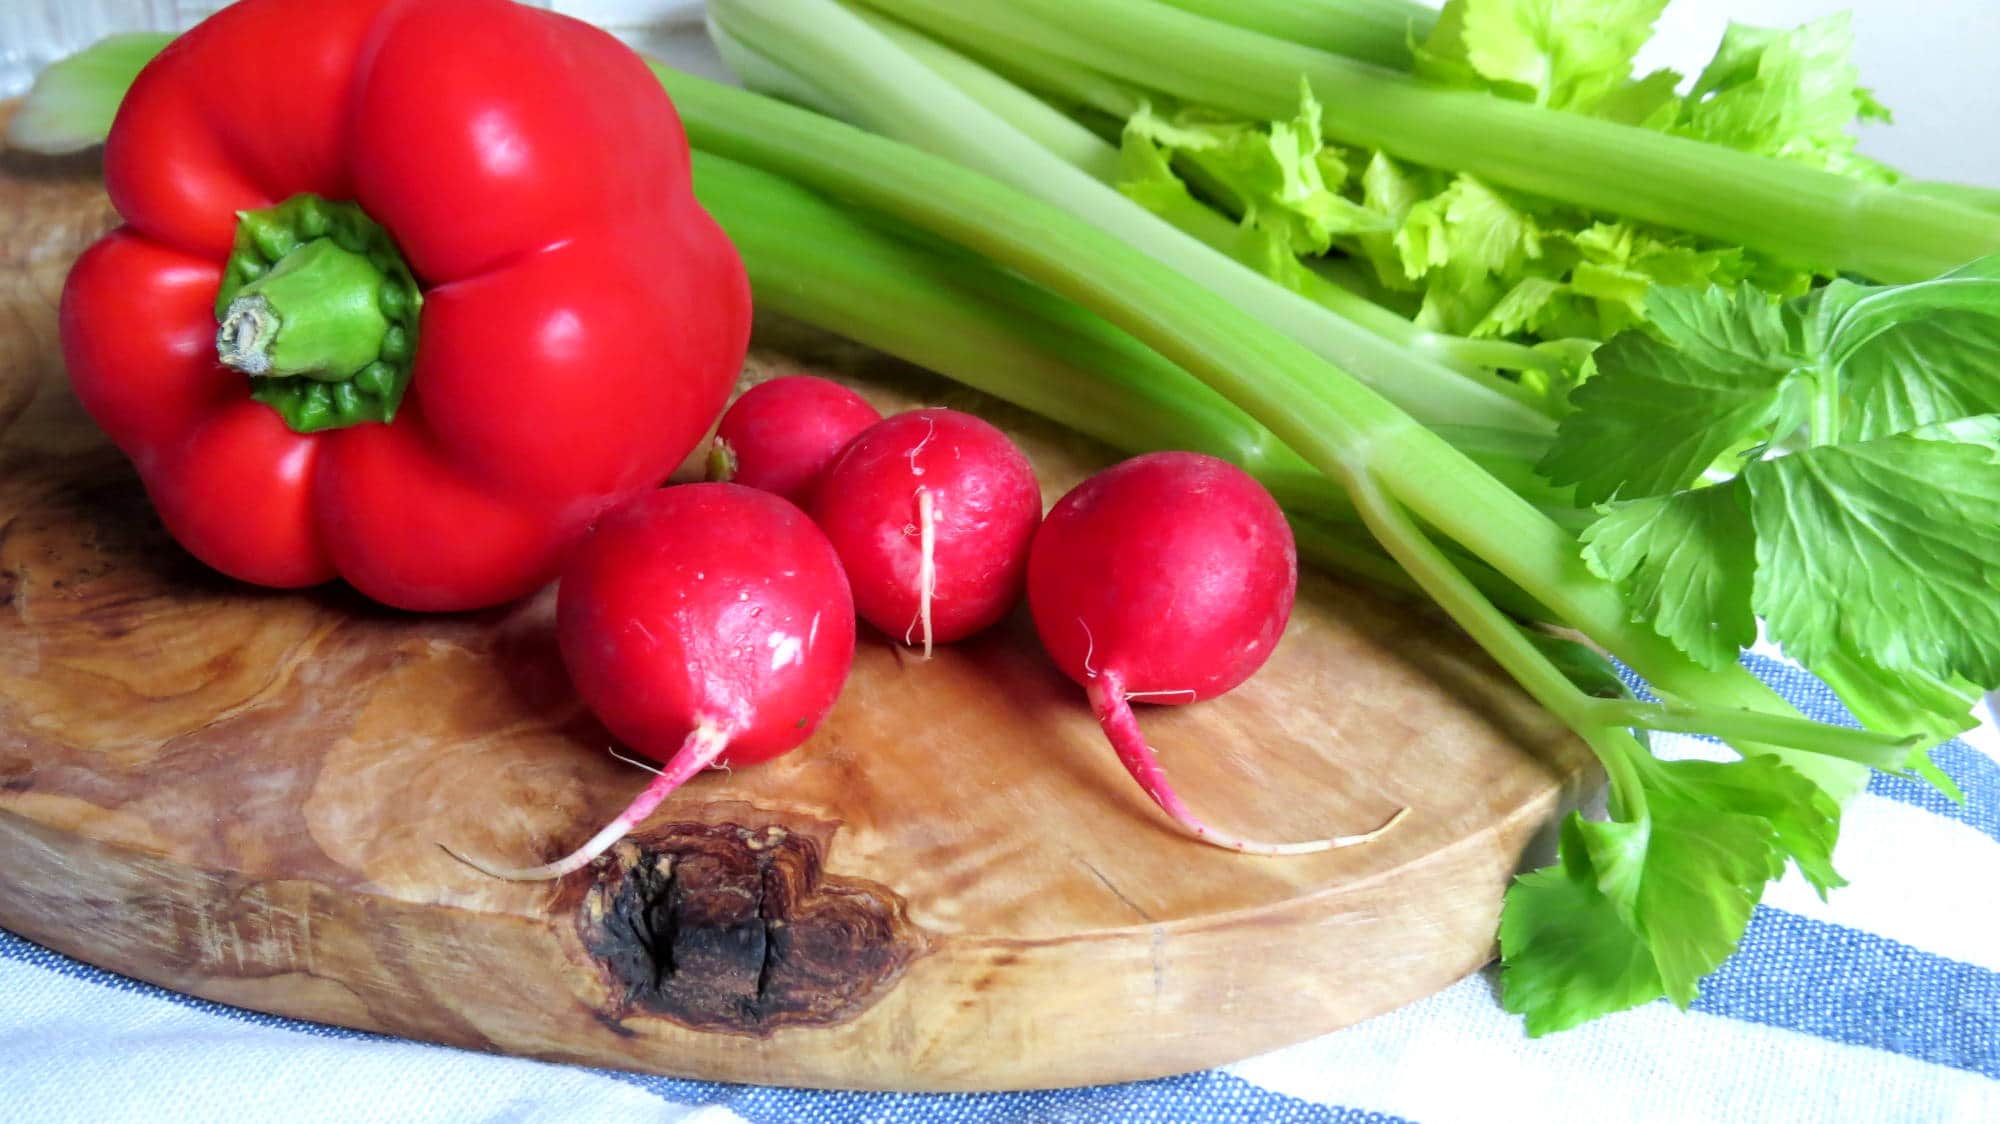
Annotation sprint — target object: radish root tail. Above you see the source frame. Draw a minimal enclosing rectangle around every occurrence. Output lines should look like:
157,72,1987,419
442,722,734,881
1085,677,1408,856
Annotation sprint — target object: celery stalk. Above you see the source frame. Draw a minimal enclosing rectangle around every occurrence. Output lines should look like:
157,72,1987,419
3,33,172,154
853,0,2000,283
706,0,1558,436
1152,0,1435,69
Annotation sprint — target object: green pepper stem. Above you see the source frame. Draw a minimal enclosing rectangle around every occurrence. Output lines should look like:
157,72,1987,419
214,194,424,434
218,238,391,380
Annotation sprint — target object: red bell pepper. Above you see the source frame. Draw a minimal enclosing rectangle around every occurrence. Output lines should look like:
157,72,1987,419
59,0,751,611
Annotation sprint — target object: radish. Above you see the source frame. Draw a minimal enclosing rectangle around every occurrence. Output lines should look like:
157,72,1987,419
451,483,856,880
813,408,1040,656
706,374,883,506
1027,452,1406,855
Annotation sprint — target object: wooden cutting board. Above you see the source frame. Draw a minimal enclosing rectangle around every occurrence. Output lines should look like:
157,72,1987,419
0,137,1593,1092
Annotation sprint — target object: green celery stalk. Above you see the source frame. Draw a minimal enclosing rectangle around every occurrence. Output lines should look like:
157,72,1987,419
3,32,173,154
1152,0,1435,69
705,0,1558,438
852,0,2000,283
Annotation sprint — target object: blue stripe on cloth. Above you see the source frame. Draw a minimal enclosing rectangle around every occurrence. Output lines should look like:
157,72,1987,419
601,1070,1416,1124
0,927,1411,1124
1695,907,2000,1078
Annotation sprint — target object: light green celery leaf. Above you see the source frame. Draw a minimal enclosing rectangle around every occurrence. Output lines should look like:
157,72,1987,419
1518,339,1603,405
1121,101,1238,153
1581,483,1758,670
1839,312,2000,441
1396,176,1542,286
1115,129,1228,244
1610,237,1752,296
1802,257,2000,439
1648,755,1843,905
1819,254,2000,362
1476,277,1567,338
1417,0,1670,113
1395,175,1551,335
1127,85,1385,260
1118,123,1378,309
1498,816,1665,1036
1592,68,1684,129
1314,147,1354,193
1567,261,1653,335
1115,127,1184,202
1412,0,1482,91
1675,15,1899,183
1813,651,1981,744
1747,416,2000,689
1502,748,1808,1028
1551,224,1757,341
1539,285,1807,503
1354,153,1443,292
1644,281,1801,369
1580,763,1789,1005
1414,274,1512,339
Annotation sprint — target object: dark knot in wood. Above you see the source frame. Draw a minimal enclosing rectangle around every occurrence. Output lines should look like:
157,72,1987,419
576,822,926,1036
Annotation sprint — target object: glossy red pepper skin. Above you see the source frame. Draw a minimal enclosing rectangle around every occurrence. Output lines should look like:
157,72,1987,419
60,0,751,610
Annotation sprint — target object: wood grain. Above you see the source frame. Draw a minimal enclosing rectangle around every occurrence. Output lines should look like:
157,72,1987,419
0,138,1596,1091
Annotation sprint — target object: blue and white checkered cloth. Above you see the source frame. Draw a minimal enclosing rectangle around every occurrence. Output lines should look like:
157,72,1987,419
3,650,1995,1122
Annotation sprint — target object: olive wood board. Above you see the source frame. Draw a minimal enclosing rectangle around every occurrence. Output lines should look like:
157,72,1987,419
0,135,1595,1091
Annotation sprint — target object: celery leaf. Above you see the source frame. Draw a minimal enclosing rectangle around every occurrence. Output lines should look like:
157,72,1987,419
1499,817,1662,1036
1417,0,1670,115
1581,483,1757,670
1548,260,2000,736
1674,15,1898,183
1539,284,1806,503
1124,87,1385,261
1502,752,1841,1033
1746,418,2000,690
1813,257,2000,439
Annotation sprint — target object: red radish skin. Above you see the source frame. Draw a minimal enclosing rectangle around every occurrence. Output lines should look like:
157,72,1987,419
706,375,883,507
813,408,1041,656
450,484,856,880
1027,452,1406,855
